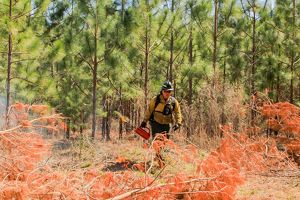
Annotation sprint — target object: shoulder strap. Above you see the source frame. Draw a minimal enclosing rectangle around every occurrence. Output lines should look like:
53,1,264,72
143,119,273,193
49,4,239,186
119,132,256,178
154,94,161,109
150,94,160,121
170,97,176,111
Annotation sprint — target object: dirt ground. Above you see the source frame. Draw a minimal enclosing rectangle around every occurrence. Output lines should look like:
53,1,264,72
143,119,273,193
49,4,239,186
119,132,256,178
237,171,300,200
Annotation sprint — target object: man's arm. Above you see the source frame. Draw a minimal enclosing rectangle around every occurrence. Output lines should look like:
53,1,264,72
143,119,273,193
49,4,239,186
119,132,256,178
174,99,182,125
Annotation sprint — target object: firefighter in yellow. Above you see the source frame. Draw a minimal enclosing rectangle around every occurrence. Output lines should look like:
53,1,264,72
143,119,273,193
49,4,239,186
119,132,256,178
140,81,182,139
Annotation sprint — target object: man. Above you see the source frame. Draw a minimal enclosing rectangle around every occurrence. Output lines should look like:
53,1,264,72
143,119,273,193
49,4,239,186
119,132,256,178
140,80,182,139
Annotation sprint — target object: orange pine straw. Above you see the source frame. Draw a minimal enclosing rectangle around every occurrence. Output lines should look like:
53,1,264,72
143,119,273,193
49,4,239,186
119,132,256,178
30,105,49,114
262,102,300,137
1,102,299,200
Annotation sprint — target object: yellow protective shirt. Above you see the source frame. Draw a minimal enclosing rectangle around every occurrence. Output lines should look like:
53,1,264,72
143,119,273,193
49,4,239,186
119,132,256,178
144,95,182,125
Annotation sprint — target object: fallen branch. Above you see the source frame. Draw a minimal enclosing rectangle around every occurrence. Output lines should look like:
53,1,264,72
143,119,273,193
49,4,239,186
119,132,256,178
0,114,64,134
108,176,218,200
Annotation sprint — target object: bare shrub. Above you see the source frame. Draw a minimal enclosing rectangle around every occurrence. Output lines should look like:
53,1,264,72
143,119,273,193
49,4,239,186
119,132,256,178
181,82,248,141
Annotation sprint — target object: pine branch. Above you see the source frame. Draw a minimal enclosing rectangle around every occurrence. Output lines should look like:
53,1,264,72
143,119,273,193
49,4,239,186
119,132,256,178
246,0,254,9
77,53,94,72
150,22,173,51
263,0,268,11
0,2,9,7
240,0,251,18
217,29,228,38
107,74,121,96
108,176,220,200
241,29,252,39
294,57,300,66
265,21,286,34
133,40,145,51
70,77,90,97
0,51,30,55
172,38,189,63
11,58,36,64
12,4,40,20
11,76,35,85
278,59,290,66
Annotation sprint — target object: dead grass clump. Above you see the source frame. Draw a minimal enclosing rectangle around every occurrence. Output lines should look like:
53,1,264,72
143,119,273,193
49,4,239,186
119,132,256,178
181,83,247,146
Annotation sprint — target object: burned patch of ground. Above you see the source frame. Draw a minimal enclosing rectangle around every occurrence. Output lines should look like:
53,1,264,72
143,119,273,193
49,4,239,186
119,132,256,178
103,160,137,172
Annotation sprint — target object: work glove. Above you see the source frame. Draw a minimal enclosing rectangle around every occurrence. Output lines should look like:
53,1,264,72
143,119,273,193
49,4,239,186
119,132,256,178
173,124,180,131
140,121,147,128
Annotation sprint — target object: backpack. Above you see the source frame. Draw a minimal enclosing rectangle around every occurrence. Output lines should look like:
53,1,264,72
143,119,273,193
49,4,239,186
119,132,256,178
150,94,176,121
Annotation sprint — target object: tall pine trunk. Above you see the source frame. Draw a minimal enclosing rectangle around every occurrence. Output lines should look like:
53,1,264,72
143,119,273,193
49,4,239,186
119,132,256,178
250,1,257,128
188,26,193,106
221,51,226,125
101,95,107,140
276,65,280,102
105,97,111,141
212,0,218,88
66,119,70,139
119,86,123,139
168,0,174,82
5,0,13,128
91,2,99,139
289,0,296,103
121,0,125,22
144,0,150,109
187,22,193,138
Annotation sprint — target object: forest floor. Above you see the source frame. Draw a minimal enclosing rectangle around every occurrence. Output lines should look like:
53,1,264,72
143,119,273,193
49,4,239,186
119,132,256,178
236,172,300,199
48,131,300,200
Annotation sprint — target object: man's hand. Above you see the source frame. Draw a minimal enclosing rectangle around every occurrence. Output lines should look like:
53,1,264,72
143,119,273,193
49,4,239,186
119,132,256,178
173,124,180,131
140,121,147,128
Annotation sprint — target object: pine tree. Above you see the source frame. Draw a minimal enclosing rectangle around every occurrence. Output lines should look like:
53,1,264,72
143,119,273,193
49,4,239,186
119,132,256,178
0,0,50,127
239,0,270,127
129,0,168,108
273,0,300,103
70,0,119,139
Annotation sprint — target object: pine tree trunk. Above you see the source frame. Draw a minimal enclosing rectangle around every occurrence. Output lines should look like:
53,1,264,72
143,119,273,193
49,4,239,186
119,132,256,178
187,22,193,138
91,48,98,139
168,0,174,82
221,52,226,125
91,2,99,139
119,86,123,139
250,1,257,128
276,67,280,102
102,95,107,140
251,3,256,95
131,100,134,128
127,103,130,131
80,109,84,134
144,1,150,109
105,97,111,141
66,118,70,139
137,106,141,127
298,76,300,102
290,0,296,104
188,25,193,105
212,0,218,88
121,0,125,22
92,66,97,139
290,57,294,103
5,0,13,128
